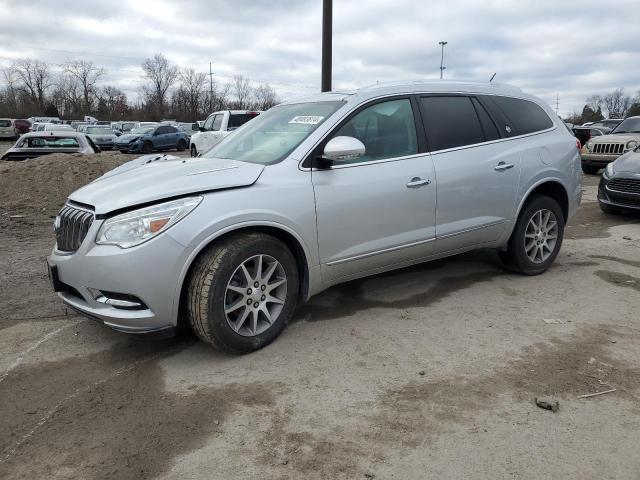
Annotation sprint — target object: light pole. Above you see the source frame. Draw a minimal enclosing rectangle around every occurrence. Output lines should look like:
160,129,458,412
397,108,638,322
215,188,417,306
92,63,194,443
321,0,332,92
439,41,448,79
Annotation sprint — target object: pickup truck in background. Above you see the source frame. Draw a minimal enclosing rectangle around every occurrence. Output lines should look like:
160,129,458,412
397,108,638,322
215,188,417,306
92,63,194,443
189,110,261,157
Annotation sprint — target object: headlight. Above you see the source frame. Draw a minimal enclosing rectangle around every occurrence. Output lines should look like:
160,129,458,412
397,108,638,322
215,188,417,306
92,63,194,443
96,196,202,248
604,163,615,179
626,140,638,150
585,140,593,151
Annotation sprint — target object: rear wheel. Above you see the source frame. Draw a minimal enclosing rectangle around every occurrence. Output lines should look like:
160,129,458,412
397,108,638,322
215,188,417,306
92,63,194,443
186,232,299,353
177,139,187,151
190,145,198,157
499,195,565,275
142,141,153,154
581,164,600,175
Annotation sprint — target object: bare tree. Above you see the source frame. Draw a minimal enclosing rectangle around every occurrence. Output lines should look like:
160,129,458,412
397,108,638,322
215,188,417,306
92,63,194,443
1,68,19,115
253,82,279,110
179,68,207,120
231,75,252,109
141,53,179,118
11,58,52,108
98,86,128,119
52,74,83,117
63,60,106,113
585,95,602,112
603,88,632,118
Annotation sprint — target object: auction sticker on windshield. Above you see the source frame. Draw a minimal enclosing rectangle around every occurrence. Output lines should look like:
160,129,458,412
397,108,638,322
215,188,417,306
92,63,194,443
289,116,324,125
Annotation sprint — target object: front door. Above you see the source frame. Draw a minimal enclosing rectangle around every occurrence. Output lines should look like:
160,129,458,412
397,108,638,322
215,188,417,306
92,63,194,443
312,97,437,282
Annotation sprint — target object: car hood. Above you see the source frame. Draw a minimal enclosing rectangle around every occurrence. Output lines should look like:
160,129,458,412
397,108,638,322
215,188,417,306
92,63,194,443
68,154,265,215
591,133,640,143
87,132,116,139
117,133,144,142
613,150,640,173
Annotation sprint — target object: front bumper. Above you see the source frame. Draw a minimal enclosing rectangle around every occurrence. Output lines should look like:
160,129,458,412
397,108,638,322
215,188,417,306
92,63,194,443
47,220,189,334
581,152,619,166
598,175,640,211
115,141,142,153
94,141,114,150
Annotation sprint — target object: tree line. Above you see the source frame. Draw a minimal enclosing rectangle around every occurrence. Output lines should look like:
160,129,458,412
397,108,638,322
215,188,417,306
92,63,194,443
565,88,640,125
0,53,279,122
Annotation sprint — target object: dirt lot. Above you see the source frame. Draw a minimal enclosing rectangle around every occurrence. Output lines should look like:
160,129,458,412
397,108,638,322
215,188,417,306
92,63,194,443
1,142,639,479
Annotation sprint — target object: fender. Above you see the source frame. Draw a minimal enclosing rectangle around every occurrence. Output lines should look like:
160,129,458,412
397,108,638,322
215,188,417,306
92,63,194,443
169,219,317,322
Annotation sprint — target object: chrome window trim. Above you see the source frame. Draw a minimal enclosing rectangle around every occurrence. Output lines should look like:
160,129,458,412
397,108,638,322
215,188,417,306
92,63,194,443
298,91,557,171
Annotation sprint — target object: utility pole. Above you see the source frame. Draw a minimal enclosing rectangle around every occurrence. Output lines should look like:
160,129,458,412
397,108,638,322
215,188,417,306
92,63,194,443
321,0,332,92
209,62,214,113
439,41,448,79
555,93,559,116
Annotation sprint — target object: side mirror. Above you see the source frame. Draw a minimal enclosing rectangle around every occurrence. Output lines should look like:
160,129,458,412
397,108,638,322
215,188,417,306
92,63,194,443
322,136,365,162
199,126,205,132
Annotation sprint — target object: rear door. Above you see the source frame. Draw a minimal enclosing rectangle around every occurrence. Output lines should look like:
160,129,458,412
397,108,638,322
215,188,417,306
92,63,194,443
312,97,437,282
419,95,521,254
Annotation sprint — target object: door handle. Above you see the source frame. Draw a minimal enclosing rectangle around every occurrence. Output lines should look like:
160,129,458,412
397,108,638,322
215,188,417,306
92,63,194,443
406,177,431,188
494,162,514,171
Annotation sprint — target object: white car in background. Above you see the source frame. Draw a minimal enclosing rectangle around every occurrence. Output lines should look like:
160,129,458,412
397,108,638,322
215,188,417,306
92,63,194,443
190,110,261,157
0,118,15,139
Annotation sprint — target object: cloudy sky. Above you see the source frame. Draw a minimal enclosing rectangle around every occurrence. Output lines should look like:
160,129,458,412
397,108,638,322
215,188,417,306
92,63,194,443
1,0,639,116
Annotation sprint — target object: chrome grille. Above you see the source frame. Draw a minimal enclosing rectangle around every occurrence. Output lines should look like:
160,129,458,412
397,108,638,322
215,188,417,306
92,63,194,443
55,204,95,252
593,143,624,155
607,178,640,195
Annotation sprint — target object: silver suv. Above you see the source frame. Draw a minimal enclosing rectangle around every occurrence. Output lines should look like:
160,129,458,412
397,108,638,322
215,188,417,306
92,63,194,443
47,81,582,353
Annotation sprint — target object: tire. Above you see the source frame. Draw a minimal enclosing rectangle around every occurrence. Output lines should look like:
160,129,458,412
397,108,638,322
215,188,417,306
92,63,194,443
190,145,198,157
142,141,153,154
177,139,187,151
498,195,565,275
186,232,299,353
599,201,620,215
581,164,600,175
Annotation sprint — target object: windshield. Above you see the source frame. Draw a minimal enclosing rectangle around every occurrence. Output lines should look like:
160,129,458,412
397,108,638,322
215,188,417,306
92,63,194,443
130,127,155,135
204,101,344,164
86,127,111,134
611,118,640,134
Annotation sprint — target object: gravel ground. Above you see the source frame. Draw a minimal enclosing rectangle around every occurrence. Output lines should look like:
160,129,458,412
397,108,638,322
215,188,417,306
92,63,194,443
1,147,640,479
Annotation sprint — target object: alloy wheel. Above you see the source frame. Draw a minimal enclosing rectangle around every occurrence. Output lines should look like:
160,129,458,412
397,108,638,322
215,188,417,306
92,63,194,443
224,254,287,336
524,209,558,264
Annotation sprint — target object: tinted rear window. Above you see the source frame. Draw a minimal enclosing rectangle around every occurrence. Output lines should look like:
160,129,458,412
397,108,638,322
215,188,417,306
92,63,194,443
484,95,553,135
420,96,485,151
228,113,259,129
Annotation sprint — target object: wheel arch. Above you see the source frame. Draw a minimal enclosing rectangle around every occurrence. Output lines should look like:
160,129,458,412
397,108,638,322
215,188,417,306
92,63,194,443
174,222,312,330
516,179,569,222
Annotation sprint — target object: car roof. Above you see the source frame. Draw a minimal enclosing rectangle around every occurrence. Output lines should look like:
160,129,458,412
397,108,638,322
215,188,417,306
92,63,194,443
20,131,86,139
281,79,531,105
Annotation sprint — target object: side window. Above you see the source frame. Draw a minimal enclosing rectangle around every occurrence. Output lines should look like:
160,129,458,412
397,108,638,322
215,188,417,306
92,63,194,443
157,126,169,135
421,96,484,151
472,98,500,141
212,115,223,131
483,95,554,136
165,126,177,133
203,115,215,131
331,98,418,164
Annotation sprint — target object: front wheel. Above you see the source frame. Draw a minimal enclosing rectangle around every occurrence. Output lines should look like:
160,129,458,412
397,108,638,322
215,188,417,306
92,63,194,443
498,195,565,275
581,164,600,175
142,141,153,154
177,139,187,151
186,232,299,353
190,145,198,157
